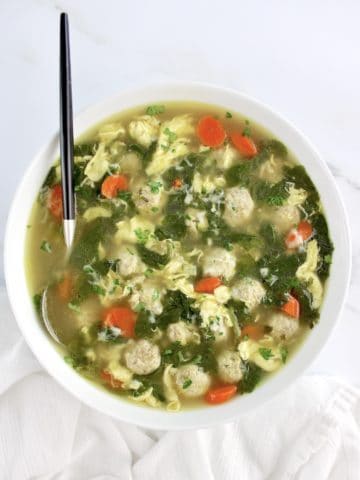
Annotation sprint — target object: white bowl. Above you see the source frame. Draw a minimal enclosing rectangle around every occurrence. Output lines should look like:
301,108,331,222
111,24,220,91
4,82,351,430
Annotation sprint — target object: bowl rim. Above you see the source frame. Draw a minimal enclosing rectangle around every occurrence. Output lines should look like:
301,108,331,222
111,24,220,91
4,81,352,430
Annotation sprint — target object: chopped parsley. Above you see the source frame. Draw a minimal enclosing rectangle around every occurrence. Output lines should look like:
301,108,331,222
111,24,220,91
148,180,163,193
258,347,274,360
134,228,152,244
164,127,177,144
182,379,192,389
225,111,232,118
40,240,52,253
146,104,165,115
242,119,251,137
280,345,288,364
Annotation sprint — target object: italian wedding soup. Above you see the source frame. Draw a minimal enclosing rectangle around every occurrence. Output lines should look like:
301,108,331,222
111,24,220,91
26,102,333,410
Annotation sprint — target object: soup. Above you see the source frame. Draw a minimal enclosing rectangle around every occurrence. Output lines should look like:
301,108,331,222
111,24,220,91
26,102,333,410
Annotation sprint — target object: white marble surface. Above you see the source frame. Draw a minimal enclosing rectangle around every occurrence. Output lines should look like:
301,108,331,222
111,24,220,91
1,0,359,383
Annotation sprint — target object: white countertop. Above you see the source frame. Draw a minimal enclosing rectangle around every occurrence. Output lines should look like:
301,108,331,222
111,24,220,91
1,0,359,384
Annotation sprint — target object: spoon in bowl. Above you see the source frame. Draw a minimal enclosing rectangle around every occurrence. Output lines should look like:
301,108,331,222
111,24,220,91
59,12,76,249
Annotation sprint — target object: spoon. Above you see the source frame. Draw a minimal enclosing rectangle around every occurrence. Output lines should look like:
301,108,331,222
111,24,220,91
41,287,64,345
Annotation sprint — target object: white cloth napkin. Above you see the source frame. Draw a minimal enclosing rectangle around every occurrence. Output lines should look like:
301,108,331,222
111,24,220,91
0,287,359,480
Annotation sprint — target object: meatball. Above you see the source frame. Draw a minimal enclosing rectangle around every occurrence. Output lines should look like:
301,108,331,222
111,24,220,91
231,277,266,311
217,350,243,383
166,321,199,345
174,364,211,398
267,312,299,340
133,184,163,216
223,187,254,228
116,246,144,277
202,247,236,280
124,340,161,375
272,205,300,233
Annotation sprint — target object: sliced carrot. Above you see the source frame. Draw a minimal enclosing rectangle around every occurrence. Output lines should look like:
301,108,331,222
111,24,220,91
100,370,122,389
57,272,73,301
297,220,313,241
205,384,237,404
47,184,63,220
172,178,183,188
241,324,266,341
101,174,129,199
194,277,222,294
102,306,137,338
281,294,300,319
230,132,257,157
197,116,226,148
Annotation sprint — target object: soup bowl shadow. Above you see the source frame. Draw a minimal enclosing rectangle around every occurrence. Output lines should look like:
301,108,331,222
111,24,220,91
4,82,351,430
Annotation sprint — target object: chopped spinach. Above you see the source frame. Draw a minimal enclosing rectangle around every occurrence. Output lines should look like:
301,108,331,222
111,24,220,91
134,310,158,338
252,179,290,206
258,252,304,306
136,244,170,269
42,166,57,188
292,284,320,327
241,362,263,393
163,153,205,188
261,139,288,158
155,191,187,241
70,217,116,268
226,299,252,327
225,148,270,187
128,141,157,168
157,290,200,329
162,339,217,373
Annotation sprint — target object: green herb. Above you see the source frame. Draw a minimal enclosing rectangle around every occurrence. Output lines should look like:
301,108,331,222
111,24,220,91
70,217,116,268
241,362,263,393
148,180,163,193
146,105,165,116
252,179,290,206
161,339,216,373
134,228,152,244
128,141,157,168
324,254,332,264
91,284,106,296
40,240,52,253
68,302,81,313
227,299,251,327
225,111,232,118
144,268,154,278
97,326,124,343
136,244,170,269
225,148,270,187
133,370,165,402
291,284,319,327
134,302,146,312
163,127,177,144
242,119,251,137
280,345,288,364
258,347,274,360
157,290,201,329
258,251,304,306
151,207,159,213
182,379,192,389
134,311,157,338
311,213,334,279
262,139,288,158
41,166,57,189
33,293,42,314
